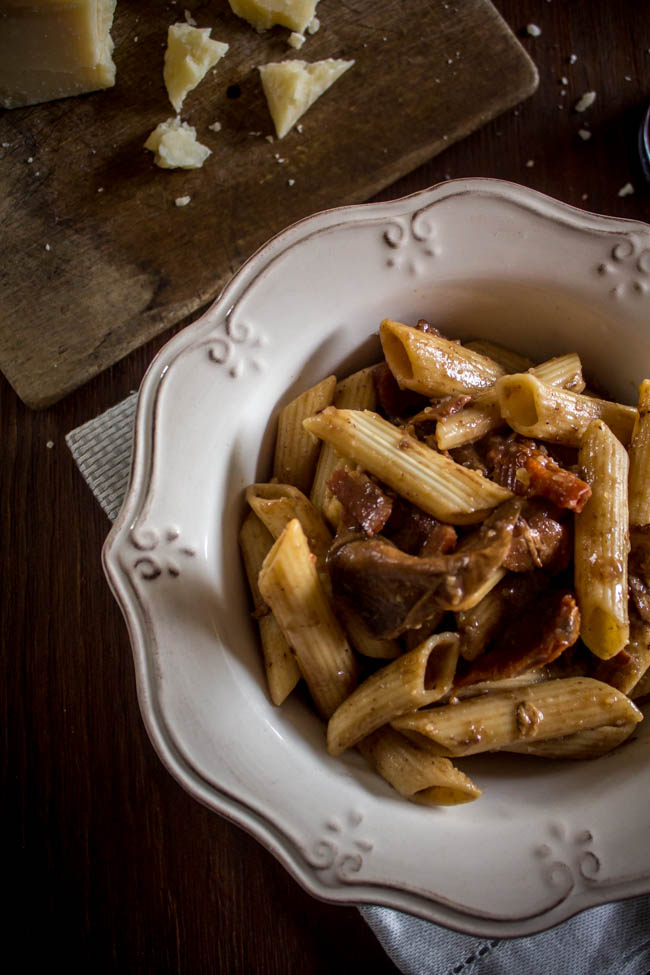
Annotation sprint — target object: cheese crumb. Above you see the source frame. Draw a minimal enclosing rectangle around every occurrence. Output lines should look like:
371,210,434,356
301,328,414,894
288,178,295,186
208,121,222,132
288,32,305,49
307,16,320,34
164,23,229,113
258,58,354,139
618,182,635,197
184,8,197,25
228,0,318,33
560,75,568,85
46,440,54,449
175,195,191,206
578,128,591,141
574,91,596,112
569,53,577,64
45,243,51,251
525,159,534,167
526,23,541,37
144,117,211,169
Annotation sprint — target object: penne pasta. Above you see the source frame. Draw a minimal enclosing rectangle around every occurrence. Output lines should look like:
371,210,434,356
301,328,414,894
258,518,358,718
391,677,642,756
436,353,586,450
496,373,637,446
327,632,459,756
628,379,650,526
357,727,482,805
273,374,337,493
238,512,301,705
310,366,377,520
245,483,332,571
380,319,505,396
575,419,630,659
464,340,534,374
593,619,650,694
502,722,638,759
303,407,513,524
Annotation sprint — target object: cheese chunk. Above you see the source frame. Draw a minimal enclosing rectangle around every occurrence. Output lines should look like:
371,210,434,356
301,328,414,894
144,118,212,169
258,58,354,139
0,0,117,109
228,0,318,33
164,23,229,114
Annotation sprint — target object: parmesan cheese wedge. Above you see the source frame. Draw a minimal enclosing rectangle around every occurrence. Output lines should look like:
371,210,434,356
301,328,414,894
258,58,354,139
0,0,117,109
164,23,229,114
144,117,212,169
228,0,318,33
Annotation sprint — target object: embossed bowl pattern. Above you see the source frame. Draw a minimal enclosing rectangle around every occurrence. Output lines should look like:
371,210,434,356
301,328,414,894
103,179,650,937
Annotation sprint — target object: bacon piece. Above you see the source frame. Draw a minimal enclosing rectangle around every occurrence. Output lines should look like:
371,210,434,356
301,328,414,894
486,435,591,512
384,497,457,556
454,591,580,690
372,362,429,420
328,468,393,537
503,499,572,573
524,455,591,513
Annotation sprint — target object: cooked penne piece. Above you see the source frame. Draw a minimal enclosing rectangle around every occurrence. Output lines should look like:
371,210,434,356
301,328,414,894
575,419,630,659
273,375,337,493
310,366,377,520
435,401,502,451
464,340,534,374
258,518,358,718
502,722,638,759
327,632,459,756
628,379,650,526
391,678,642,756
246,483,332,570
437,353,586,450
238,512,300,705
357,727,482,805
303,408,513,524
594,619,650,694
496,373,637,446
380,319,505,397
452,670,548,700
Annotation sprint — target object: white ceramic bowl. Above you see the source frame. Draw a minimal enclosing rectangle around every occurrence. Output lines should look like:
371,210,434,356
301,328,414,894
103,178,650,937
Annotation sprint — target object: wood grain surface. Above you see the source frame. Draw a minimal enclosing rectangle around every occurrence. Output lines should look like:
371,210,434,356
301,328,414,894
0,0,536,407
4,1,650,972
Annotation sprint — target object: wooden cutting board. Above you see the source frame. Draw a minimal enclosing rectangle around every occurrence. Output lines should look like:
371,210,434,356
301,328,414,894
0,0,537,408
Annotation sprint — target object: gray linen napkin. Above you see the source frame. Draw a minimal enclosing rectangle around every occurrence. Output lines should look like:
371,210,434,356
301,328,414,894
66,398,650,975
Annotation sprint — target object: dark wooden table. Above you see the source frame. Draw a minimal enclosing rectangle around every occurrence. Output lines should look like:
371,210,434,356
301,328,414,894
5,2,650,971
